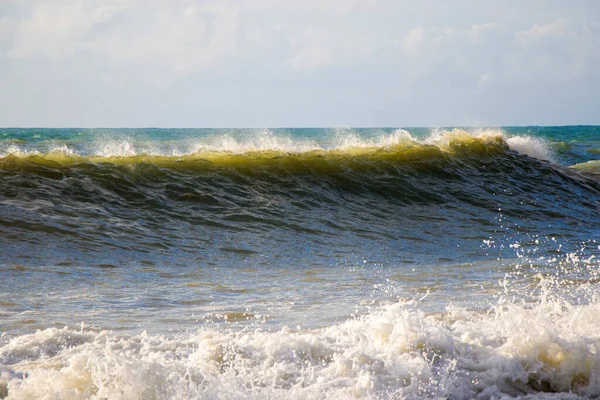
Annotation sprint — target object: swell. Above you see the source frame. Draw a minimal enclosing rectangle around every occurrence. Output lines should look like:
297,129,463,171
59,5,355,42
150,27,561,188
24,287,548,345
1,132,599,264
1,133,598,208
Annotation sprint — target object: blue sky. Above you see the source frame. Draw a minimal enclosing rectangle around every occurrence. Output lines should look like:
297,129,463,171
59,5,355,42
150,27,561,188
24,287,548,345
0,0,598,127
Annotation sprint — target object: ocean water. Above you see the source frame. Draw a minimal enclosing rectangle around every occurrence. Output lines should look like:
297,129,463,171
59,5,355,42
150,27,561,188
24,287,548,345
0,126,599,399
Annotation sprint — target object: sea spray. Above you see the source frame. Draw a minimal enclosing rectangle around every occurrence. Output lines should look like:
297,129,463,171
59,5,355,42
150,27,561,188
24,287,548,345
1,126,600,399
2,267,600,399
0,128,548,160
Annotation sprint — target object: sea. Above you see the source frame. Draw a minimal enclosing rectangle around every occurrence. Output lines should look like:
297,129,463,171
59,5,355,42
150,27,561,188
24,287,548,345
0,126,599,399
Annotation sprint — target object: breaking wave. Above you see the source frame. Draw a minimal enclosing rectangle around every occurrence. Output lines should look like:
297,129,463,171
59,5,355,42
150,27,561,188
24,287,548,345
0,129,553,167
2,126,600,399
1,272,600,399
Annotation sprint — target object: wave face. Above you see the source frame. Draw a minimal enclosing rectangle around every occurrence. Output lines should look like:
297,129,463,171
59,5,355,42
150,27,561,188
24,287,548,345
1,126,600,399
1,128,599,265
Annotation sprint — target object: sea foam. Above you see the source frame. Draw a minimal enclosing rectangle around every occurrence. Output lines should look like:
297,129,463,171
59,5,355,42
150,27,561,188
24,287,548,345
0,128,554,162
1,274,599,399
505,136,553,161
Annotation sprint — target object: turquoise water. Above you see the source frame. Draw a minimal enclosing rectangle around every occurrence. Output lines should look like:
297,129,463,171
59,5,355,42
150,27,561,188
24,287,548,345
1,126,600,399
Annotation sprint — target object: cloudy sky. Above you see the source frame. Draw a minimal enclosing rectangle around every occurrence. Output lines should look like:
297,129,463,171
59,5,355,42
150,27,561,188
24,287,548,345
0,0,598,127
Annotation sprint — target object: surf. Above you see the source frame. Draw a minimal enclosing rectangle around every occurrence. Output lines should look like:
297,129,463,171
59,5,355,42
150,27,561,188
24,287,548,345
0,128,543,169
1,269,599,399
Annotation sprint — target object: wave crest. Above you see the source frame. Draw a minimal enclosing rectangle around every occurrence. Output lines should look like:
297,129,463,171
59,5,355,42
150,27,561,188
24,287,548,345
0,129,555,171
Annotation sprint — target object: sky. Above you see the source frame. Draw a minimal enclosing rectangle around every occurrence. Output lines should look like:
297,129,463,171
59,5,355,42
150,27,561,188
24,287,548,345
0,0,599,127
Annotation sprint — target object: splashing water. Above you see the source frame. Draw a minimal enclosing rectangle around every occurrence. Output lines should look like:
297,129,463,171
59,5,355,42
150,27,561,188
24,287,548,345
1,126,600,399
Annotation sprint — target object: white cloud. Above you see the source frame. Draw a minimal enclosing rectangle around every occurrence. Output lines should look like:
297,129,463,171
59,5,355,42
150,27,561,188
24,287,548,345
6,0,383,76
509,19,599,83
0,16,17,52
7,1,239,76
403,26,425,52
478,73,490,88
0,0,598,126
467,22,502,44
288,42,334,70
0,16,11,37
9,3,93,58
515,19,568,43
243,0,379,15
431,28,455,43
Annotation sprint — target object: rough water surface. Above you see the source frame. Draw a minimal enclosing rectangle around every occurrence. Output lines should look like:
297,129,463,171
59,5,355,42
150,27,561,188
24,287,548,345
1,126,600,399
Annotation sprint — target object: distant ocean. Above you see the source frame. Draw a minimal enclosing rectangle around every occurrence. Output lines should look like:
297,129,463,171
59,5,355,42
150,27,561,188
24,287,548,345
1,126,600,399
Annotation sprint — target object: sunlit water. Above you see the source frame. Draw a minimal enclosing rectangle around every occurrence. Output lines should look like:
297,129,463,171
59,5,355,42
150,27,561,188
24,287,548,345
1,126,600,399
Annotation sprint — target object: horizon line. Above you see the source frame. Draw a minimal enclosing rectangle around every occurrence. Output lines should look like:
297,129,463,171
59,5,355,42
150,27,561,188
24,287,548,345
1,124,599,130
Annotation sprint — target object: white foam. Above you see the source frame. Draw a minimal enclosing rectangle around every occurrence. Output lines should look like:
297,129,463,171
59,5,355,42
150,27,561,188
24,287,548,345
506,135,553,161
333,129,415,149
0,145,39,157
191,130,322,154
1,129,555,162
0,143,75,158
425,128,554,161
93,138,139,158
49,145,76,156
2,276,599,399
